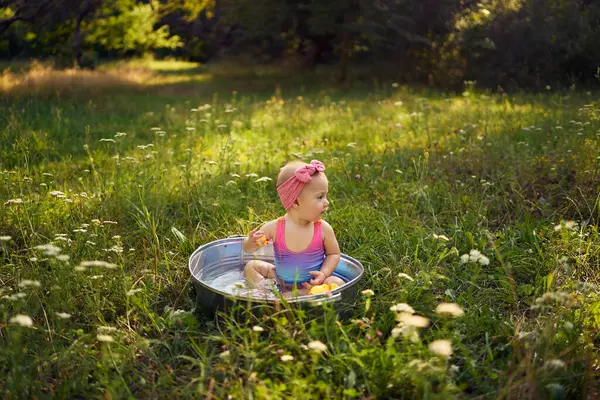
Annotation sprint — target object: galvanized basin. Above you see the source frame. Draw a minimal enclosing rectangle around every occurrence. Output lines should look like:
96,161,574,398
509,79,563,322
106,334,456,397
189,236,364,313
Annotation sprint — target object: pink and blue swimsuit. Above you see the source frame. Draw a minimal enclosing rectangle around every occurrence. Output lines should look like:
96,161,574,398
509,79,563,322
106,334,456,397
273,217,325,285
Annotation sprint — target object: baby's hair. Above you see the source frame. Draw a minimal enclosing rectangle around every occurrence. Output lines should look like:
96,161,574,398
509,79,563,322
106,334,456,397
277,160,310,187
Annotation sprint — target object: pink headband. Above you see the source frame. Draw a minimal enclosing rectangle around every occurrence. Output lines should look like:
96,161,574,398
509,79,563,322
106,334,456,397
277,160,325,211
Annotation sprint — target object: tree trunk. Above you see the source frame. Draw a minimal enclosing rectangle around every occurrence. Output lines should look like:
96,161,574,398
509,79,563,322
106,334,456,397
338,31,350,83
73,0,96,67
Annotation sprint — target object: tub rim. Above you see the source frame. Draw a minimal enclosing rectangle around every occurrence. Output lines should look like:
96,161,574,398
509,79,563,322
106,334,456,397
188,236,364,305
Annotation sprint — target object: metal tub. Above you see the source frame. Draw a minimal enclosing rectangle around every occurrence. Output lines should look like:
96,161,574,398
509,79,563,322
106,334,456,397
189,237,364,313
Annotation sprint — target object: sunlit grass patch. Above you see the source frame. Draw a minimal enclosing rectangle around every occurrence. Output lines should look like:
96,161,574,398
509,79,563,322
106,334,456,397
98,57,202,73
0,60,154,97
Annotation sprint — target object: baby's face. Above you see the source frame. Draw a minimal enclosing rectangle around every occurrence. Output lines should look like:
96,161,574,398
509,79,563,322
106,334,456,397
296,173,329,221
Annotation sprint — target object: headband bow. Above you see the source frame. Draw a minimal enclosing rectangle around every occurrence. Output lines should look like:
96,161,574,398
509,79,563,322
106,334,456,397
277,160,325,211
294,160,325,183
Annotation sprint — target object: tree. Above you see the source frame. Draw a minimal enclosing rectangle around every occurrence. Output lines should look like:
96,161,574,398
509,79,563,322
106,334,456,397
211,0,429,82
84,0,182,56
0,0,104,64
0,0,182,64
0,0,52,35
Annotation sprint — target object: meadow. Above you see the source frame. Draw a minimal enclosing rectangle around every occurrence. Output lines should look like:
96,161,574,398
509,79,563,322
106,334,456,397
1,60,599,399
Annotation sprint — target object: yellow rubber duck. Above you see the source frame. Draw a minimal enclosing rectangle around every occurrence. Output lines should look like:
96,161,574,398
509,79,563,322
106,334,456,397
309,283,339,295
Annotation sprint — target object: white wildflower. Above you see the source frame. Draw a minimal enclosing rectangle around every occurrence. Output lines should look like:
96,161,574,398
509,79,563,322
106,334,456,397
361,289,374,297
55,312,72,319
281,355,294,362
126,288,143,296
0,235,11,241
391,327,403,337
252,326,264,332
429,339,453,358
35,243,62,256
346,142,357,147
18,280,41,288
77,260,118,269
397,313,430,328
219,350,230,358
104,245,123,254
99,138,116,143
10,314,33,327
255,177,272,183
460,249,490,265
435,303,464,317
543,359,566,370
432,234,450,241
4,198,23,205
56,254,70,262
307,340,328,353
554,220,577,232
97,326,117,332
392,325,420,342
469,249,481,259
390,303,415,314
397,273,414,281
96,334,114,343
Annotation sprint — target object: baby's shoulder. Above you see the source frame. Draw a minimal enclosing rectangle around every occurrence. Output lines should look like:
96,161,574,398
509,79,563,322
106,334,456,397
261,218,279,237
319,219,335,235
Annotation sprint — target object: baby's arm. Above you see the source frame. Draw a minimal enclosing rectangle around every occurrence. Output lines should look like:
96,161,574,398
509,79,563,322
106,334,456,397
242,220,277,253
308,221,341,285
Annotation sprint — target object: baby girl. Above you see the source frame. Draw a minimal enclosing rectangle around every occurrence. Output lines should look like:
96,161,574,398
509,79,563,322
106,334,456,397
242,160,345,296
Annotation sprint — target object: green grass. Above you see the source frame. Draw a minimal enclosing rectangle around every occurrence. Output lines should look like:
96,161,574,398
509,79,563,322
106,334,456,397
1,59,599,399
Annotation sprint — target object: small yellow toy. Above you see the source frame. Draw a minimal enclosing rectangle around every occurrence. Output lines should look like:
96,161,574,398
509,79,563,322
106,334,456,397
309,283,339,295
256,235,270,248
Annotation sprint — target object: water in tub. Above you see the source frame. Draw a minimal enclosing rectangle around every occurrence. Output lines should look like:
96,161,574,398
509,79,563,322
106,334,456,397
208,267,279,300
207,242,279,299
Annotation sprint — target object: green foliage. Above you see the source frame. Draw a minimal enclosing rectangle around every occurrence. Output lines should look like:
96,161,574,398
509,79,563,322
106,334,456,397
434,0,600,88
3,0,600,87
84,1,183,55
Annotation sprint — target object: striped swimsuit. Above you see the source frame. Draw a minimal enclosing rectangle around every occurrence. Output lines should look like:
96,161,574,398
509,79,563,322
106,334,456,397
274,217,325,285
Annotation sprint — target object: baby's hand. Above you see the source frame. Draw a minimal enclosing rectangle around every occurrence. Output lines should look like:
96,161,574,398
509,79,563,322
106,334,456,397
248,229,270,248
308,270,326,286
